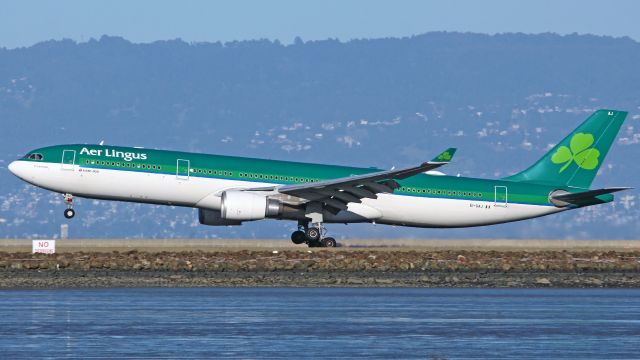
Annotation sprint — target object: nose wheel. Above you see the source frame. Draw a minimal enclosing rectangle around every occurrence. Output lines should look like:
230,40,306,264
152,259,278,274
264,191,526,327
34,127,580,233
64,208,75,219
63,193,75,219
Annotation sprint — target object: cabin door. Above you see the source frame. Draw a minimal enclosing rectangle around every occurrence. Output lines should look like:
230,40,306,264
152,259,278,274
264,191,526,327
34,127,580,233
61,150,76,170
494,186,508,207
176,159,190,180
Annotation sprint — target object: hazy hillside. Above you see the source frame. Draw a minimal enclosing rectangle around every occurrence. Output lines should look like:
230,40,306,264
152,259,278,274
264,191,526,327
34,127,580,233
1,32,638,239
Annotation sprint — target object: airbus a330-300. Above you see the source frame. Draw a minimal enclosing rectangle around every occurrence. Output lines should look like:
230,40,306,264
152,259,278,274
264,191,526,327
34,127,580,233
9,110,630,247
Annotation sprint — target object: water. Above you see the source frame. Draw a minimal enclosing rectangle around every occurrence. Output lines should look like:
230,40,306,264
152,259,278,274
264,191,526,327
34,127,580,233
0,288,638,359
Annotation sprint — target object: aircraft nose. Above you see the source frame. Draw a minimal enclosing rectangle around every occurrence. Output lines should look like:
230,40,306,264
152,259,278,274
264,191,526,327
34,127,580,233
8,161,27,180
8,161,18,175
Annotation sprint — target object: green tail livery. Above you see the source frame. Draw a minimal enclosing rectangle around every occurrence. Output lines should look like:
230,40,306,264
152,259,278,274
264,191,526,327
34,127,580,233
8,109,631,247
504,110,627,189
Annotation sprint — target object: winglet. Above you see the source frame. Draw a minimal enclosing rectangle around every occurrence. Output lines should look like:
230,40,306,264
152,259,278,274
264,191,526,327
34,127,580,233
430,148,457,163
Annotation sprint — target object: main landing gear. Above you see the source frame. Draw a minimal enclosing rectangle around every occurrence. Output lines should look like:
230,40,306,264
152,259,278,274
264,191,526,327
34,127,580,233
63,193,75,219
290,221,337,248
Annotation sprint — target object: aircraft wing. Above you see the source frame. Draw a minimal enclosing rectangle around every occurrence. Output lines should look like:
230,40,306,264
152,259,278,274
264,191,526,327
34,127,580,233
254,148,456,213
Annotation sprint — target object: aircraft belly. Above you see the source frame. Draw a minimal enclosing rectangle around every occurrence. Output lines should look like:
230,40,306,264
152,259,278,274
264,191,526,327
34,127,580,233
369,194,563,228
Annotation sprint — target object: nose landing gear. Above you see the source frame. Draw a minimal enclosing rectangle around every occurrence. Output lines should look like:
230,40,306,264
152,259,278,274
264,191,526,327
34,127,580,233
290,221,337,248
63,193,75,219
64,208,75,219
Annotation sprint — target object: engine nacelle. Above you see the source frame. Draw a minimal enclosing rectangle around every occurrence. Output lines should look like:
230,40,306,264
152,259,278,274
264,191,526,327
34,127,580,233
198,209,242,226
220,191,282,221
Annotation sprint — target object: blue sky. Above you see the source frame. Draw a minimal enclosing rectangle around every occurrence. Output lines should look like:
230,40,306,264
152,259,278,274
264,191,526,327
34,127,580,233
2,0,639,48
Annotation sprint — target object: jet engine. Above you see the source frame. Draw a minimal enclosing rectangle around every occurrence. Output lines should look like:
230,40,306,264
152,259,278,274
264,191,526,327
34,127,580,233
220,190,282,221
198,209,242,226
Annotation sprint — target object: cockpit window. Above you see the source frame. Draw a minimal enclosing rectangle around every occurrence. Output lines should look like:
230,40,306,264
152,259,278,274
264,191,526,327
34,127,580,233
26,153,43,160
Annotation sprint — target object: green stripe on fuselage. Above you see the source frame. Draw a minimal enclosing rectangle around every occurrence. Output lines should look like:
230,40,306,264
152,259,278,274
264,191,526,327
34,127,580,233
23,144,564,206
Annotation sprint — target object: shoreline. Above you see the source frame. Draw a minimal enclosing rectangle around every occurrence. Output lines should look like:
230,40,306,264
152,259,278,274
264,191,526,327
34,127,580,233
2,270,637,289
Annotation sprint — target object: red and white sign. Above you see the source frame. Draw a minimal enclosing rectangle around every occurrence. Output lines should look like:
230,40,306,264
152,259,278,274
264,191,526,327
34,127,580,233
32,240,56,254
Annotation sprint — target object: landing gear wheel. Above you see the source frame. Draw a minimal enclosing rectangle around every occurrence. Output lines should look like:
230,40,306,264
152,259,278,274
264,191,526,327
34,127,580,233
291,230,306,244
306,227,321,242
321,237,337,248
307,240,322,248
64,208,75,219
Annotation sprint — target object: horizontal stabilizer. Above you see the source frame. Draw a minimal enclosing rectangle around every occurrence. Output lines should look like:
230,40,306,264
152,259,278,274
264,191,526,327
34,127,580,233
551,187,632,204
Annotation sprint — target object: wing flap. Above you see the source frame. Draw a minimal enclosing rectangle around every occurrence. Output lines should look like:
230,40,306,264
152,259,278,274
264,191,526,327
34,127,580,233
316,189,362,204
343,186,377,199
322,198,349,211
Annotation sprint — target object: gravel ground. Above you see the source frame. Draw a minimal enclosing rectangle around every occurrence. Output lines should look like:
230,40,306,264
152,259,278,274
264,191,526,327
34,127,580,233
0,248,638,288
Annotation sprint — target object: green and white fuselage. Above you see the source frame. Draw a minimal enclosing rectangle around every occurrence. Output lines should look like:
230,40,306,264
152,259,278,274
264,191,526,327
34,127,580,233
8,110,630,244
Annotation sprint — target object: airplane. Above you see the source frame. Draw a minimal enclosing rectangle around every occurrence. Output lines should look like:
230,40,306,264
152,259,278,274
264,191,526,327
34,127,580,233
8,109,631,247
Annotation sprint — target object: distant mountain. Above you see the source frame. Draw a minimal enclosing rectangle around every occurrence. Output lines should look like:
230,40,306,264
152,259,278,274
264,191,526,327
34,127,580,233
1,32,639,239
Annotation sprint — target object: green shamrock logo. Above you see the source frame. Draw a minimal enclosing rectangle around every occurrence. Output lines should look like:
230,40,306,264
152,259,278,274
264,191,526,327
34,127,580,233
551,133,600,172
437,151,452,161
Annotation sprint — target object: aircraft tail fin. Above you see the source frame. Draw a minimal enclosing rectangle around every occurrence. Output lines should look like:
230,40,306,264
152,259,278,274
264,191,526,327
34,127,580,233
504,109,627,188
